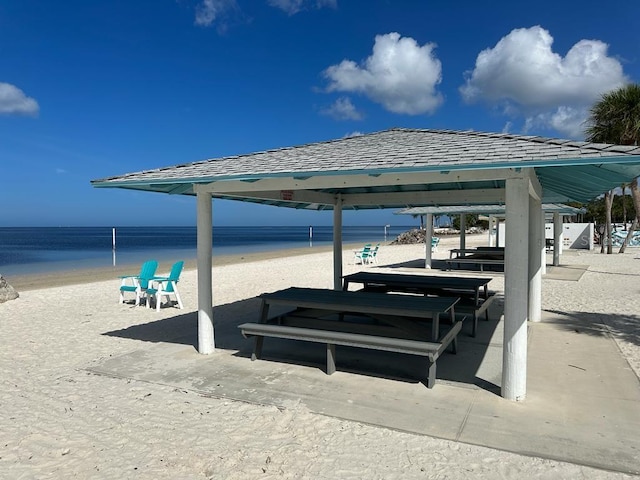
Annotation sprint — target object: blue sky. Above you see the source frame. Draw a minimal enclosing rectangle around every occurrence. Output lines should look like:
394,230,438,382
1,0,639,227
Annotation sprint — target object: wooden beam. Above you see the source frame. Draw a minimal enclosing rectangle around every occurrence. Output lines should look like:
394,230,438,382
197,168,523,194
214,188,506,208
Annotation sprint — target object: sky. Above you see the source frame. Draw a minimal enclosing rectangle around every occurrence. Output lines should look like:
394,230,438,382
1,0,639,227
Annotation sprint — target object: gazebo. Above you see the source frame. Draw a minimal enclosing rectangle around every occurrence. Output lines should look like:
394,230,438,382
91,128,640,401
395,203,586,268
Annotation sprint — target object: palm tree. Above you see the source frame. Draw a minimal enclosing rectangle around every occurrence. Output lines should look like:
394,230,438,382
586,84,640,145
585,84,640,253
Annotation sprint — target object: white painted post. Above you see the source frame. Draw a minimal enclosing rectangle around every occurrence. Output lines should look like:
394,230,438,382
459,214,467,249
197,192,215,354
502,176,529,401
333,194,343,290
488,215,494,246
528,197,542,322
541,211,547,275
425,213,433,269
553,212,562,266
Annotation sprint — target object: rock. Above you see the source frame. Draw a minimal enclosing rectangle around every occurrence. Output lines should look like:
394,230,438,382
390,228,427,245
0,275,19,303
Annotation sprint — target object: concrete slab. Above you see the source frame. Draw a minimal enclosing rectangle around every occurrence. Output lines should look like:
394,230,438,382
90,303,640,475
543,264,589,281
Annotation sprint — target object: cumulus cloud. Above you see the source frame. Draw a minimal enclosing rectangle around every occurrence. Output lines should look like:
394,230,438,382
0,82,39,116
323,32,443,115
194,0,238,27
523,106,588,139
268,0,336,16
460,26,628,138
320,97,363,120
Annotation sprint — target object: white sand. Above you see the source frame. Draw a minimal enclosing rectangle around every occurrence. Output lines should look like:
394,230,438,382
1,235,638,479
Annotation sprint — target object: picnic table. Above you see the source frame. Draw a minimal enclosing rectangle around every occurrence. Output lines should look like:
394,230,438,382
446,247,505,272
342,271,494,336
238,287,461,388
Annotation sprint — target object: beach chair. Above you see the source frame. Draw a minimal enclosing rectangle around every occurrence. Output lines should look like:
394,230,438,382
369,243,380,264
119,260,158,306
354,244,372,265
431,237,440,253
146,260,184,311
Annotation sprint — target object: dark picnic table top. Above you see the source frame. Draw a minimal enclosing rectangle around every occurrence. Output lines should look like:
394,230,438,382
259,287,458,319
342,271,492,292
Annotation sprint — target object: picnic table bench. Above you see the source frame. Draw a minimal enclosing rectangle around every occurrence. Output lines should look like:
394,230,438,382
446,247,505,272
238,287,461,388
342,272,495,337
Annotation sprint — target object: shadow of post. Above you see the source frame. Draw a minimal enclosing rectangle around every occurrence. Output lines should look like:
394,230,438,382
543,308,640,348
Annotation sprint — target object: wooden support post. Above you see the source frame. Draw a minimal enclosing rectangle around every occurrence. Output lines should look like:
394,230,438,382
425,213,433,269
541,211,547,275
553,212,562,266
326,344,336,374
196,191,215,354
333,194,343,291
502,176,529,401
460,214,467,250
529,196,542,322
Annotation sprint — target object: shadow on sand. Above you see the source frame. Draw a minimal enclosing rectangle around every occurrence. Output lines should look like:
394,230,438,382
103,293,505,394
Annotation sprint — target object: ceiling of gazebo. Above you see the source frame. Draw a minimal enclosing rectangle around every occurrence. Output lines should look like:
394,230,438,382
91,128,640,210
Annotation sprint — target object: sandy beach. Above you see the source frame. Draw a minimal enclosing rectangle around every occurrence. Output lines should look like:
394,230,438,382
1,234,639,479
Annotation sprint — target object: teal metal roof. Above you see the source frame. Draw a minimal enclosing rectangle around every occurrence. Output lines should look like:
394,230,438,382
91,128,640,209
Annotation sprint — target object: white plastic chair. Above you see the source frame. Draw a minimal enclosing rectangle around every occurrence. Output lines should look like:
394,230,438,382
146,261,184,311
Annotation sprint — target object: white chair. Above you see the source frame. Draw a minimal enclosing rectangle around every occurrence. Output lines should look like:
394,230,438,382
353,244,372,265
146,261,184,311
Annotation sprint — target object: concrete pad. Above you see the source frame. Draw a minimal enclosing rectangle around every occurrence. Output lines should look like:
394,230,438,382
543,264,589,281
90,305,640,475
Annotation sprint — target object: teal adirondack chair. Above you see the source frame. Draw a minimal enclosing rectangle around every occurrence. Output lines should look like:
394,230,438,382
431,236,440,253
354,244,373,265
369,243,380,264
146,260,184,311
119,260,158,306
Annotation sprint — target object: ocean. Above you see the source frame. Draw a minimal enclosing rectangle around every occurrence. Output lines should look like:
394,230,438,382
0,225,414,276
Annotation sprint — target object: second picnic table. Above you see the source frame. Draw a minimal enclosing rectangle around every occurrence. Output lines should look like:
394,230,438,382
342,271,494,336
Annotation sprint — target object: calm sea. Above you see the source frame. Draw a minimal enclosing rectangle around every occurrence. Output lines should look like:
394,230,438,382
0,225,413,276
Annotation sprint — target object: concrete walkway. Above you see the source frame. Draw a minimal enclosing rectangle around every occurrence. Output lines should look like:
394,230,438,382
90,302,640,475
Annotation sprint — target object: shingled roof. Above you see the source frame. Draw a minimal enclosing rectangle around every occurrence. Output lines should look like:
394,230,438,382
91,128,640,207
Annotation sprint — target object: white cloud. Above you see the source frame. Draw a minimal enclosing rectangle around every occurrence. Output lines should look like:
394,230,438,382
343,131,363,138
460,26,628,138
0,82,39,116
323,32,443,115
268,0,336,16
321,97,363,120
194,0,238,27
523,106,588,139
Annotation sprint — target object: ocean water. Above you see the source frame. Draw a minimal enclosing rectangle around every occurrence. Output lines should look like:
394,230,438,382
0,225,413,276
